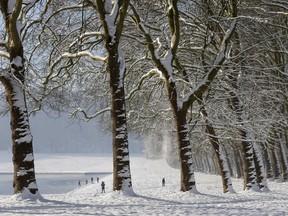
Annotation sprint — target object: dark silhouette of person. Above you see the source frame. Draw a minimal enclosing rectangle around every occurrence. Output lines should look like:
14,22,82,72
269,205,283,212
78,180,81,187
101,181,105,193
86,179,88,185
91,177,94,184
97,177,99,183
162,178,165,187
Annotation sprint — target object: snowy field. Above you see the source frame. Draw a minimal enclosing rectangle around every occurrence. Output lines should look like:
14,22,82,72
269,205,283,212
0,151,288,215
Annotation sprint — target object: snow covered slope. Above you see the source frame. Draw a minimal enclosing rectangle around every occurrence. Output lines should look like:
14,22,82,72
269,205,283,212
0,152,288,215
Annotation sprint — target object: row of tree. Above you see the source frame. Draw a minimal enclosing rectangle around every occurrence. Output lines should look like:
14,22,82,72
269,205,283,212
0,0,287,197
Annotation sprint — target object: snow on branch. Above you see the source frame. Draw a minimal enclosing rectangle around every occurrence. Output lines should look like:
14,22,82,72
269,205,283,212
0,50,10,58
0,39,6,46
71,107,111,121
47,51,107,82
69,32,103,49
261,0,288,11
105,0,119,38
126,68,164,100
130,3,162,69
182,19,238,111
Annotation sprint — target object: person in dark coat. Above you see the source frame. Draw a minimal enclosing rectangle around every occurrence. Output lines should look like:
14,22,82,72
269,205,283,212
162,178,165,187
101,181,105,193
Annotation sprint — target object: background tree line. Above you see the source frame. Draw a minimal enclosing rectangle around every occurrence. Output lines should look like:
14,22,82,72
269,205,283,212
0,0,287,197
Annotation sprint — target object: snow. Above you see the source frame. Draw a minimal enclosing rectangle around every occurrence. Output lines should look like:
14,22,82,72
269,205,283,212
1,151,288,215
23,153,34,162
0,50,10,58
8,0,17,14
11,56,23,68
104,1,119,39
118,46,126,88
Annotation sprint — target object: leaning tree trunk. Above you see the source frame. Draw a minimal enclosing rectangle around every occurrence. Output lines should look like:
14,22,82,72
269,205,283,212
268,145,281,181
278,135,288,181
0,0,39,196
239,131,258,191
200,104,234,193
227,76,258,191
252,143,269,191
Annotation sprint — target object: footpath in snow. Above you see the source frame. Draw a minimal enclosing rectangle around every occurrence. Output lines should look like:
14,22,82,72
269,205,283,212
0,152,288,215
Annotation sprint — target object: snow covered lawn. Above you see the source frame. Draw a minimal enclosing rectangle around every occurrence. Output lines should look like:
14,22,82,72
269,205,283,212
0,152,288,215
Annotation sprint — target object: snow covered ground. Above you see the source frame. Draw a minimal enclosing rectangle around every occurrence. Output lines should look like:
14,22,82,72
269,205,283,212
0,151,288,215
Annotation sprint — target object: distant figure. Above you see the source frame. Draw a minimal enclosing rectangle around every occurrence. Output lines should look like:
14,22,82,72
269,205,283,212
86,180,88,185
78,180,81,187
91,177,94,184
162,178,165,187
97,177,99,183
101,181,105,193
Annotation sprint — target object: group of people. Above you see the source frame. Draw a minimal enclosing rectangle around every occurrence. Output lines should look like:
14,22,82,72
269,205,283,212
78,177,166,193
78,177,105,193
78,177,100,187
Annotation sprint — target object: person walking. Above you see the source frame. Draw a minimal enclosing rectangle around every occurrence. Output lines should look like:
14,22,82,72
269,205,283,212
101,181,105,193
162,178,165,187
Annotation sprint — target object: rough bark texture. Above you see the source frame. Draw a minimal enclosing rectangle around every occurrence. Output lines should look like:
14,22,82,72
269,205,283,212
233,149,243,178
95,0,132,192
262,147,272,179
268,146,281,180
108,42,132,191
0,0,38,195
278,137,288,181
1,76,38,195
175,112,196,192
201,107,234,193
227,75,258,190
253,144,268,190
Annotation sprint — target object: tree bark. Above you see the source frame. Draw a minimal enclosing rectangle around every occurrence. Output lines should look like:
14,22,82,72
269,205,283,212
95,0,133,192
175,111,197,192
268,145,281,181
0,0,39,196
1,76,39,195
200,103,234,193
108,42,132,191
226,75,258,190
278,134,288,181
253,143,268,190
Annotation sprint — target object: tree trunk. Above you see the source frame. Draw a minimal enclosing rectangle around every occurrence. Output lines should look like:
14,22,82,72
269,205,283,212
175,112,197,192
95,0,133,193
233,149,243,178
107,42,132,192
268,146,281,181
227,77,258,190
200,105,234,193
223,147,234,177
0,0,39,197
240,134,258,190
278,135,288,181
1,73,39,196
252,143,268,191
262,146,272,179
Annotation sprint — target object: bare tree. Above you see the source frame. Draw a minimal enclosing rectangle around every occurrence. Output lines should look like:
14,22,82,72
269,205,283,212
130,0,237,192
0,0,39,197
91,0,133,193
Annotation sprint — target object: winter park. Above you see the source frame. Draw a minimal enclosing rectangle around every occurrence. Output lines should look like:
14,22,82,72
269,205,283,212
0,0,288,215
